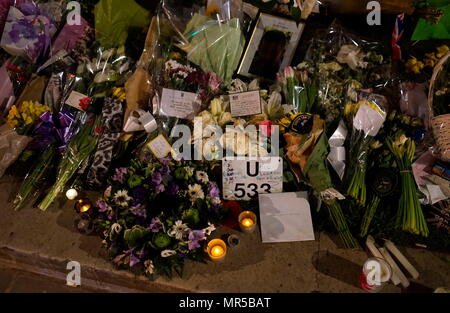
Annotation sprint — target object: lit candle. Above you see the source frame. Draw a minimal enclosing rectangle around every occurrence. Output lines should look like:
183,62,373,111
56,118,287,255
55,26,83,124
66,188,78,200
207,239,227,262
238,211,257,233
74,198,93,215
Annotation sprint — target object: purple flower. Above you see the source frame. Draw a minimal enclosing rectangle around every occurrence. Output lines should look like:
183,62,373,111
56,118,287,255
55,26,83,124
96,200,111,213
159,155,172,165
207,182,220,199
151,172,163,186
148,217,162,233
155,184,165,194
132,187,146,202
188,230,206,250
159,165,171,175
112,168,127,183
167,182,180,195
107,211,116,220
130,206,147,219
124,249,140,267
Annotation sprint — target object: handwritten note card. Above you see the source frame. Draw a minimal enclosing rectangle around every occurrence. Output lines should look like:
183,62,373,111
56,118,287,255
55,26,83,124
222,157,283,200
229,90,262,117
160,88,198,119
147,134,173,159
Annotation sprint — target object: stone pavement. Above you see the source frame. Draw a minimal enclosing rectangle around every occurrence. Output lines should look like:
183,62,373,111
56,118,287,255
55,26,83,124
0,175,449,293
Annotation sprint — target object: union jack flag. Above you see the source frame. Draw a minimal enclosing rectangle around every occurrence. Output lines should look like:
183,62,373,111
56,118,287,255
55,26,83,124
392,13,405,60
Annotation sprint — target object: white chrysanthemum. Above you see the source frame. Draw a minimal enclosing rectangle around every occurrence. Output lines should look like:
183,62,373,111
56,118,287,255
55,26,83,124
168,220,190,240
113,190,132,207
195,171,209,184
161,250,177,258
203,223,216,236
188,184,205,201
111,223,122,234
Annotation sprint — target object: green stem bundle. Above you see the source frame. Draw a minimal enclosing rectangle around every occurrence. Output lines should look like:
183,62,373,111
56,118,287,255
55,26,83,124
38,117,102,211
346,130,372,206
325,199,359,248
13,146,57,211
360,196,381,237
387,138,429,237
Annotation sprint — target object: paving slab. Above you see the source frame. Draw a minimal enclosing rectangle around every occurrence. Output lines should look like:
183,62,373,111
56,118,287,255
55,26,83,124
0,176,449,293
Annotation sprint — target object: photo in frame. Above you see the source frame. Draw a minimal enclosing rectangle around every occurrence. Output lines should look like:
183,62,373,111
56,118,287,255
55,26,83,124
237,13,305,81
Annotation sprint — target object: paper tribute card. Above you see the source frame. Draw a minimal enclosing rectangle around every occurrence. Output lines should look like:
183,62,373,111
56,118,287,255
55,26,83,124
259,192,315,243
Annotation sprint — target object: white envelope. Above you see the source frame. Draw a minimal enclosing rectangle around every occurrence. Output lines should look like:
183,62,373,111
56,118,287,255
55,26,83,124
259,192,315,243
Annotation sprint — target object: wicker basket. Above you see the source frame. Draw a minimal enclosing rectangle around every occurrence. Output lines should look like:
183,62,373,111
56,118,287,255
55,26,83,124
429,51,450,163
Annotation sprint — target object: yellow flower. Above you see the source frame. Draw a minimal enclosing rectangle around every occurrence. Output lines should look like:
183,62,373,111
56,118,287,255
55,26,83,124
436,45,450,58
424,53,438,62
25,116,33,125
7,119,18,129
168,52,183,61
424,58,436,68
112,87,126,100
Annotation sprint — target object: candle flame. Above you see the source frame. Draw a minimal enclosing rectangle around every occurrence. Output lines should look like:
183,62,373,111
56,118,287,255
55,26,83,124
241,218,254,228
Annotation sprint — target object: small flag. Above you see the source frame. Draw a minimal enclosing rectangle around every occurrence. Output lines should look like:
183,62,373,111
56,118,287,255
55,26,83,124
392,13,405,60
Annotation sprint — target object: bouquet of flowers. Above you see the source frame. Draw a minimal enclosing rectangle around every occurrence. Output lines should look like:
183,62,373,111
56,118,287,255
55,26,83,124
344,94,387,206
93,155,223,278
387,135,429,237
38,114,103,211
0,3,58,63
0,100,50,178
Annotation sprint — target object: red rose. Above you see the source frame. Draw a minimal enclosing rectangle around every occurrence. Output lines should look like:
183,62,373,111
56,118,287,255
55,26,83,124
79,97,91,111
95,126,105,136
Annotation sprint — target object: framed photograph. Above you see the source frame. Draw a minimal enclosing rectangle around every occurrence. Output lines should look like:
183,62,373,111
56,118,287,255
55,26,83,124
237,13,305,81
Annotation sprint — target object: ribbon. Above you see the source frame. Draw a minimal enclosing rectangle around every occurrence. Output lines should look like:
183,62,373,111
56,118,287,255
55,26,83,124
327,120,347,180
123,109,157,134
28,110,75,152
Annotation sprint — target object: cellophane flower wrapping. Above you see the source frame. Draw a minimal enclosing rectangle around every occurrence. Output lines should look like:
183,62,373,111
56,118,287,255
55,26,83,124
0,4,57,63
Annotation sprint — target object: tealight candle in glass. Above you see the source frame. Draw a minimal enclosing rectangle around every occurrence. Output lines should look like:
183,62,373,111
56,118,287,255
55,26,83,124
207,239,227,262
238,211,257,233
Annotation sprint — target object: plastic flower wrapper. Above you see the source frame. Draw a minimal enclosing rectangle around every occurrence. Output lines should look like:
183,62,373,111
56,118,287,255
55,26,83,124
344,92,388,206
0,100,51,178
0,4,57,63
76,46,134,99
89,156,224,278
303,24,389,130
182,10,245,82
38,114,103,211
94,0,150,49
278,65,318,114
302,127,358,248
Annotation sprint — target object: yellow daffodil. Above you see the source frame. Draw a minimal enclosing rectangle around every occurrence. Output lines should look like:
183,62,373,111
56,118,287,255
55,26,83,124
424,58,436,68
436,45,450,58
